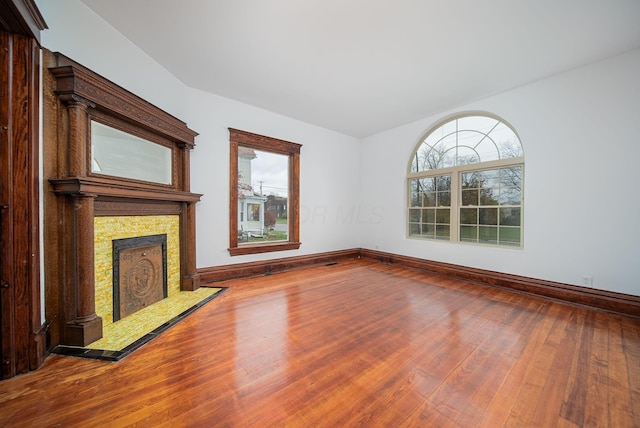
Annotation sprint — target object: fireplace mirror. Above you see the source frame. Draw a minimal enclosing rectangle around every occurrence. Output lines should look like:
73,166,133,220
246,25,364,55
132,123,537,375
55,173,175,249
91,121,173,185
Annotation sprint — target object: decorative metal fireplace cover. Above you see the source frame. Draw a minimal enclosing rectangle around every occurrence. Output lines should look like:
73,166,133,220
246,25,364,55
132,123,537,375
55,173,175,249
113,234,168,321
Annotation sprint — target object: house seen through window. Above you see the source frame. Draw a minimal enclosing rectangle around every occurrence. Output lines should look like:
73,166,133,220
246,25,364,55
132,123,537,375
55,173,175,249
237,147,288,241
408,113,524,247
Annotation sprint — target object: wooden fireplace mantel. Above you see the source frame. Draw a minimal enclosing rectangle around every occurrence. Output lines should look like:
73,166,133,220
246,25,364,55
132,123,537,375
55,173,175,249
49,177,202,203
42,50,202,347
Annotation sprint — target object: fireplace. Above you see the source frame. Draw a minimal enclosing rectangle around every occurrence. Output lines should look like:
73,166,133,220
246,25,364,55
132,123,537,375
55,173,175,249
113,234,168,321
45,51,202,347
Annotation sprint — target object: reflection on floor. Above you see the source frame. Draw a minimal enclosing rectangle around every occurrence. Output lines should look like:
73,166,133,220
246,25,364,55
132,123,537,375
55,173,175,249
52,287,226,361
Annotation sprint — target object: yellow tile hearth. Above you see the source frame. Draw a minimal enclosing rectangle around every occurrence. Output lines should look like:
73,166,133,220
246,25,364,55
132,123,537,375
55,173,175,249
87,287,222,351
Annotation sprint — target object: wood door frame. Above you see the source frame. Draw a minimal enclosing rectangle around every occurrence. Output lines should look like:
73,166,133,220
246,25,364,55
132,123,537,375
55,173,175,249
0,0,47,379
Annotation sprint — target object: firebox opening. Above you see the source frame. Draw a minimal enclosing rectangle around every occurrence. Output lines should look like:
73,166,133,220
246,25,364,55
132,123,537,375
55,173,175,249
113,234,168,321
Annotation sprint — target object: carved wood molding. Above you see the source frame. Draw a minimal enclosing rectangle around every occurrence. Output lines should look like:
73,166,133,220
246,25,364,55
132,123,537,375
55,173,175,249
229,128,301,155
50,53,198,146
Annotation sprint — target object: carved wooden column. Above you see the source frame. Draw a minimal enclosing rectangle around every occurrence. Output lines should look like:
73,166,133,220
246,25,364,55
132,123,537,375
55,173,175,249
179,141,200,291
180,201,200,291
66,96,93,176
56,95,102,346
64,193,102,345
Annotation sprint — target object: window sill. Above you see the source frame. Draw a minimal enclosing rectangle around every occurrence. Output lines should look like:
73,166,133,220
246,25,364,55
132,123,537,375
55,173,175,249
228,241,301,256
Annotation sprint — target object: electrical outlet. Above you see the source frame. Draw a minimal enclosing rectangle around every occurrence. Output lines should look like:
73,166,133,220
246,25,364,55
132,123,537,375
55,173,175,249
581,276,593,287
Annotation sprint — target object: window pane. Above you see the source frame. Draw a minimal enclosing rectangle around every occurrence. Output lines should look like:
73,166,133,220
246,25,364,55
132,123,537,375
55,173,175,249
409,179,421,207
422,208,435,223
461,171,480,188
475,138,500,163
422,146,446,170
499,208,520,226
461,189,478,206
436,225,450,239
491,121,523,158
499,187,521,205
439,147,457,169
500,166,522,188
248,203,260,221
458,116,495,135
460,225,477,242
457,130,484,150
438,191,451,207
460,208,477,225
499,227,521,245
422,177,436,192
238,149,288,244
436,175,451,191
456,145,480,166
409,223,421,236
436,209,450,224
477,169,499,185
410,153,420,173
423,192,436,207
479,226,498,244
422,224,435,238
409,209,421,223
479,208,498,225
479,189,499,205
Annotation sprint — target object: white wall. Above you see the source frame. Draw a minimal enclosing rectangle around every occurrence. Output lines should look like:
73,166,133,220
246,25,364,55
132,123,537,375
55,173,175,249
37,0,640,295
37,0,362,270
360,48,640,295
36,0,188,120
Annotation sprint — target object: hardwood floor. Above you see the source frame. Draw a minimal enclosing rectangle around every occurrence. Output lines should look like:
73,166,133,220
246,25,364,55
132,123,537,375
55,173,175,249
0,258,638,427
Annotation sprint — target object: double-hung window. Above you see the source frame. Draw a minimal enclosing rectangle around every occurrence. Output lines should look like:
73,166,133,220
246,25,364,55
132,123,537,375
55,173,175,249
408,113,524,247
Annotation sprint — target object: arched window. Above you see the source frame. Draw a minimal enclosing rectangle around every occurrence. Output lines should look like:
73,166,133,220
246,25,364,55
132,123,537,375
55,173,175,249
407,113,524,247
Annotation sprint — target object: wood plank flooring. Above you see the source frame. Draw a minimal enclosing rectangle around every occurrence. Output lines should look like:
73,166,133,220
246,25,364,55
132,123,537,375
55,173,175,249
0,258,638,427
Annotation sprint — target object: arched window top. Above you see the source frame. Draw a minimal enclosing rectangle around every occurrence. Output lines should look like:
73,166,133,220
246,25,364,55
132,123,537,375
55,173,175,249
410,114,523,173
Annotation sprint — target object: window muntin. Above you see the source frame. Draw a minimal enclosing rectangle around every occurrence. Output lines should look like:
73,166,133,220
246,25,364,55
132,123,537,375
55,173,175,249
408,113,524,248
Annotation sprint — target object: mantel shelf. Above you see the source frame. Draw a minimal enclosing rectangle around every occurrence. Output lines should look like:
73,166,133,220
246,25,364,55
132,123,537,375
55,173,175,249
50,177,202,203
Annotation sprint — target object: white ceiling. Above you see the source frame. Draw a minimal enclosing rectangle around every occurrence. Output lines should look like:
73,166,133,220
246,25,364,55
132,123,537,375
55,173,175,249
80,0,640,138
